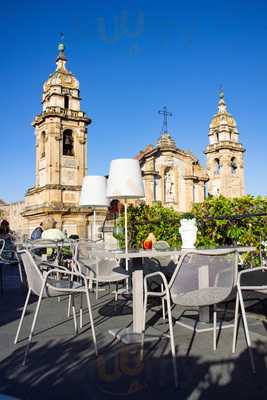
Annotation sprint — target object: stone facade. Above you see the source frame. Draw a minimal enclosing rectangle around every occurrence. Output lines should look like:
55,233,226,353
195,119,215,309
136,134,208,212
21,42,93,238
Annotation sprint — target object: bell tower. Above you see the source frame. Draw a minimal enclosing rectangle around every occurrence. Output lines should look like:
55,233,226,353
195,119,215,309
204,90,245,198
23,41,91,237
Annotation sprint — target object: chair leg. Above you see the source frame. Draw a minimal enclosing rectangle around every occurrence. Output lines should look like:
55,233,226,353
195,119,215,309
166,295,178,387
213,306,217,351
23,286,45,365
238,287,256,373
67,295,71,317
71,294,78,335
115,282,118,302
232,292,240,353
14,288,32,344
85,289,98,356
161,285,166,320
95,281,99,300
17,262,23,284
80,293,83,329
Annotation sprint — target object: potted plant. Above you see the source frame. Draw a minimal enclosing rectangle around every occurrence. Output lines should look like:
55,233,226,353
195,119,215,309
179,212,197,249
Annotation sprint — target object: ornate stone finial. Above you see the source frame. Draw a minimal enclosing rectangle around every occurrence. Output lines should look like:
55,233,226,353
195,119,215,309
56,33,67,63
219,85,224,99
218,87,227,113
157,133,176,148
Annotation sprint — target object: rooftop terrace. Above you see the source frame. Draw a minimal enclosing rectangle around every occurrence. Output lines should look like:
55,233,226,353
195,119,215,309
0,265,266,400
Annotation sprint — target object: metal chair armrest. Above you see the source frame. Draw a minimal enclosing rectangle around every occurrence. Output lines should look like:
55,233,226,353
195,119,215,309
144,271,169,293
40,262,69,272
44,268,86,282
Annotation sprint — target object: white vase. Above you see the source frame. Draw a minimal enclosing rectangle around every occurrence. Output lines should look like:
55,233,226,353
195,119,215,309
179,218,197,249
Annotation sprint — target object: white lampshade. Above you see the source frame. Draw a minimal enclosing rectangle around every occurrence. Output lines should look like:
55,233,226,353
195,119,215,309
107,159,145,199
79,176,109,207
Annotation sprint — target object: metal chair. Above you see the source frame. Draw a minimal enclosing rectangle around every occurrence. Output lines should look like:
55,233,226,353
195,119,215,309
14,250,97,364
232,266,267,373
0,239,24,293
74,241,128,300
142,249,238,387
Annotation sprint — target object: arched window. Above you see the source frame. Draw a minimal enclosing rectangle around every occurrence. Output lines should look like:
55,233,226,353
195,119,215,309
231,157,238,175
63,130,74,156
64,95,69,109
214,158,221,176
215,130,219,142
41,131,46,158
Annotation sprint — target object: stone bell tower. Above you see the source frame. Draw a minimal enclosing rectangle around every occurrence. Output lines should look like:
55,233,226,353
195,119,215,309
23,41,91,237
204,90,245,198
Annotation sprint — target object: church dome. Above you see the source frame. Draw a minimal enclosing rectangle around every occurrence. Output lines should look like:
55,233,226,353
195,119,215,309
43,42,79,92
44,70,79,91
210,113,237,129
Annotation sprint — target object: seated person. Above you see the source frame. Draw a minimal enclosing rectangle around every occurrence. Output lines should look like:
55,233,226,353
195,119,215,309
31,222,43,240
0,219,16,261
41,217,65,241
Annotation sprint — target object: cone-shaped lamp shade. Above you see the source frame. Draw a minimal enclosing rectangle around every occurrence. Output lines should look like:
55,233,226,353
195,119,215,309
79,176,109,207
107,159,145,199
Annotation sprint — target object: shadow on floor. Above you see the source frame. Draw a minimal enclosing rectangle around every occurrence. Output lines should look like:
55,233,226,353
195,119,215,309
0,334,266,400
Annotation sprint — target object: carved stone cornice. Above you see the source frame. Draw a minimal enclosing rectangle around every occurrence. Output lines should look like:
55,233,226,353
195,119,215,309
22,204,92,218
184,175,209,183
204,141,245,154
25,184,82,196
32,107,91,127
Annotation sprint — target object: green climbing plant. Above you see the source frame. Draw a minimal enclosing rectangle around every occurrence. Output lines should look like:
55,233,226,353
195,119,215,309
116,195,267,265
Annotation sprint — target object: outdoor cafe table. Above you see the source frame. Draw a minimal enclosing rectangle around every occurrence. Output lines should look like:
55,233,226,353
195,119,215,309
107,248,181,344
94,246,256,344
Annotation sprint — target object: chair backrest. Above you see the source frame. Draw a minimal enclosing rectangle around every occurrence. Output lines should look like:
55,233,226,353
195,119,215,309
28,239,61,263
19,250,45,296
75,241,99,276
169,249,238,307
75,241,118,279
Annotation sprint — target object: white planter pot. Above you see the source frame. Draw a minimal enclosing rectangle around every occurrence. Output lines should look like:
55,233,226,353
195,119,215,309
179,218,197,249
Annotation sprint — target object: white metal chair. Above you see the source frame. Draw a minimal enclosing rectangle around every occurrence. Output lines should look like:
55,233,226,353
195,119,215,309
74,241,128,300
142,249,238,387
14,250,97,364
232,266,267,373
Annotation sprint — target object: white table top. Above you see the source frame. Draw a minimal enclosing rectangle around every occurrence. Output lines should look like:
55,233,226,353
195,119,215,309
93,246,256,259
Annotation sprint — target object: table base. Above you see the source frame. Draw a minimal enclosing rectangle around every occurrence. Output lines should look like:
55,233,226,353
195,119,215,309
109,326,168,344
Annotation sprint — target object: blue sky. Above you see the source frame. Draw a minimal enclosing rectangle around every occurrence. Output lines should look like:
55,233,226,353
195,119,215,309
0,0,267,203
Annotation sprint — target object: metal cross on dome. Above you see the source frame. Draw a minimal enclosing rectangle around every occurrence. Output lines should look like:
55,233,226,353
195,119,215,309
158,106,172,133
